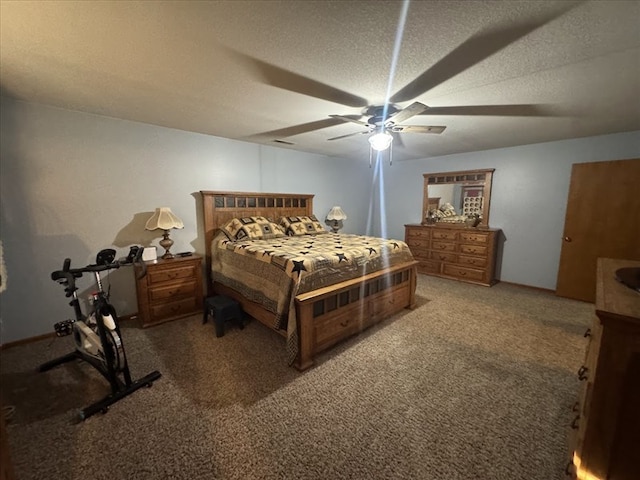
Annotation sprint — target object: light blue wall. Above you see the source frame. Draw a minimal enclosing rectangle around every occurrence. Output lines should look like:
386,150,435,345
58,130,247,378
381,131,640,289
2,96,639,344
0,98,371,344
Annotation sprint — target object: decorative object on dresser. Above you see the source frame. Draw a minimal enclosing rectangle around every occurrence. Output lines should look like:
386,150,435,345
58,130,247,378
407,168,500,286
134,255,203,328
567,258,640,480
325,206,347,233
144,207,184,259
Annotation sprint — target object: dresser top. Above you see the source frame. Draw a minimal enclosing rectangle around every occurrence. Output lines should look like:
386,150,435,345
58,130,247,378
405,223,501,232
596,258,640,320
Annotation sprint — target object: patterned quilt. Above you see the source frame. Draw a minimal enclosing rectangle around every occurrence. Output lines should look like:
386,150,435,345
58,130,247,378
211,232,415,364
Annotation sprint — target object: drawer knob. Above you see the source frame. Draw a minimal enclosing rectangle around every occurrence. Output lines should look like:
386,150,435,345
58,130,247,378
583,328,591,338
340,319,350,328
577,366,588,381
570,415,580,429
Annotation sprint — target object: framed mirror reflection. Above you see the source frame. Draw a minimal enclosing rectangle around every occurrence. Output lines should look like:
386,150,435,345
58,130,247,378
422,169,494,227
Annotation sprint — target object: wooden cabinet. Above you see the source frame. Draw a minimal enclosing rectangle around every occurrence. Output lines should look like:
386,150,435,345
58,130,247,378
568,258,640,480
134,255,203,328
405,224,499,286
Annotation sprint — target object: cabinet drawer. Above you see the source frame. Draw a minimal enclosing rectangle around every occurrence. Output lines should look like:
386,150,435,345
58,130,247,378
432,241,456,252
410,248,430,260
149,281,197,302
150,297,199,321
459,244,488,256
367,284,410,325
430,251,457,263
458,254,487,268
460,232,489,244
431,230,457,240
417,260,440,274
406,228,430,238
443,264,485,281
407,238,429,249
148,264,199,285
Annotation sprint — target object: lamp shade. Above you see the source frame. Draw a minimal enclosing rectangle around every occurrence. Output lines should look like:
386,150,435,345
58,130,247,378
368,131,393,151
145,207,184,231
326,206,347,221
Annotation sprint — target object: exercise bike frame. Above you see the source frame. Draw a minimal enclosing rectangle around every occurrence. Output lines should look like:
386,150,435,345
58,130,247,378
39,252,161,421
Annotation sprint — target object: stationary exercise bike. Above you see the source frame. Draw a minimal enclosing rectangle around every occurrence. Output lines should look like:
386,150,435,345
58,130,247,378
38,248,161,421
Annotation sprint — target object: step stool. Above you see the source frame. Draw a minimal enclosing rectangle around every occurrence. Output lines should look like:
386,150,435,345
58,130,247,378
203,295,244,337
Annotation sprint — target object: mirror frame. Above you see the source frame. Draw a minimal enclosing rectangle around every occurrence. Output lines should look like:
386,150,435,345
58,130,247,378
422,168,494,228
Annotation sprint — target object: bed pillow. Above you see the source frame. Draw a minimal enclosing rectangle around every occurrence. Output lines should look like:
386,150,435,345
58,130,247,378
280,215,328,236
222,216,285,241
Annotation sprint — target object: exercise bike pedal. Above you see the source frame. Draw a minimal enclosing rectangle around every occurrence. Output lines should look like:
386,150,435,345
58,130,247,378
54,319,75,337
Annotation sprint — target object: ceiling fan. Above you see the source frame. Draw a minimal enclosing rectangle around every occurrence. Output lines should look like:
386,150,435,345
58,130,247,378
234,2,577,152
327,102,445,151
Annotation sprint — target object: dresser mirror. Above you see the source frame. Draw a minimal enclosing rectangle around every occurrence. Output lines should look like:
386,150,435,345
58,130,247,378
422,169,494,227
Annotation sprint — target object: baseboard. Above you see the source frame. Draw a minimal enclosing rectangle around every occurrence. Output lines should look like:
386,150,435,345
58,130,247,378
498,280,556,295
0,313,137,351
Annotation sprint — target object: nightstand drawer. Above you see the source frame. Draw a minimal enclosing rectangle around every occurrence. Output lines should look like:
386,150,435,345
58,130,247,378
151,297,199,321
150,281,197,302
148,264,199,285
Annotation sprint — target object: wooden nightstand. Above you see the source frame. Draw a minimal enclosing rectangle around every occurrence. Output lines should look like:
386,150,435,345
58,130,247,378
134,255,203,328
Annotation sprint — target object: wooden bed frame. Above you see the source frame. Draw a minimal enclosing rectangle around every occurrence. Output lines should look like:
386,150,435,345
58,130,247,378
200,191,418,370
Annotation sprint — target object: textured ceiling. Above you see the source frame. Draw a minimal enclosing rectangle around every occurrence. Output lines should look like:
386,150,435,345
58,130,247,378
1,0,639,161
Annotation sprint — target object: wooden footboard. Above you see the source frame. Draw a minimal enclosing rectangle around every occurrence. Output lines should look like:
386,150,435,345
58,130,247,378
294,261,417,370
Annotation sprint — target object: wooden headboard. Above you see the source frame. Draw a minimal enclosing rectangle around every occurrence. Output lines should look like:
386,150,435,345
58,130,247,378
200,191,314,290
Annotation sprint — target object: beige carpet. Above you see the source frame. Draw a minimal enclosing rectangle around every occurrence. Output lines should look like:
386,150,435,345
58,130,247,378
1,274,593,480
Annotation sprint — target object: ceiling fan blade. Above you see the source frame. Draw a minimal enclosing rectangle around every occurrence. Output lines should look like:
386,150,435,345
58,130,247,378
327,131,368,141
229,50,368,108
329,114,370,127
390,4,579,103
392,125,446,134
418,104,560,116
386,102,428,124
251,117,353,139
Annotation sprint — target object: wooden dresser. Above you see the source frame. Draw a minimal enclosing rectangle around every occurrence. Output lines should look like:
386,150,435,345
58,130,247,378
404,224,500,286
134,255,203,328
568,258,640,480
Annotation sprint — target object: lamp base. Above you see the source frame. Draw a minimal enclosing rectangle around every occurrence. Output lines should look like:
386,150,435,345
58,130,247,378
159,230,174,259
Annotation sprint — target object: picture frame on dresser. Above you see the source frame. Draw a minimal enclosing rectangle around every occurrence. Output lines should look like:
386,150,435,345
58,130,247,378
406,168,501,286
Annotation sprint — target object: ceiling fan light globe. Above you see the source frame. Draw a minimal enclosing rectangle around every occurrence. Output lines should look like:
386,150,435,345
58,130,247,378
368,132,393,151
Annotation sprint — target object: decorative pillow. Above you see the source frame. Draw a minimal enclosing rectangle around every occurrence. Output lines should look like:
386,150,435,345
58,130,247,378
280,215,327,236
222,216,285,241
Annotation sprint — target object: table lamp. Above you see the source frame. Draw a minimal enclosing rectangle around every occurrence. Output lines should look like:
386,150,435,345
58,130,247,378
145,207,184,259
326,206,347,233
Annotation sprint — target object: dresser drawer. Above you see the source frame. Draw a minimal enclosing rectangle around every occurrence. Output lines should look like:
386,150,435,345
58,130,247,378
458,254,487,268
148,264,199,285
432,241,456,252
459,244,488,256
430,251,457,263
431,230,457,241
410,248,430,260
417,260,440,274
406,228,430,238
149,281,197,302
460,232,489,244
407,238,429,250
443,264,485,282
